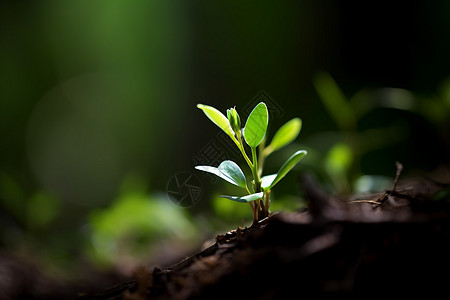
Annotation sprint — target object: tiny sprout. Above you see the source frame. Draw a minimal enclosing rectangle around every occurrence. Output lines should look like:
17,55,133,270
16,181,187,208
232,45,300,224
227,107,241,139
196,102,307,225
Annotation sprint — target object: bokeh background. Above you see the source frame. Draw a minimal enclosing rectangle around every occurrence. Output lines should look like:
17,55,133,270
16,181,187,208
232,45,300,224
1,0,449,285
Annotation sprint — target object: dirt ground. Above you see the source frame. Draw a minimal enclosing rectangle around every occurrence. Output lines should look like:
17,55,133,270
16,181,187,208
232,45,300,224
77,171,450,299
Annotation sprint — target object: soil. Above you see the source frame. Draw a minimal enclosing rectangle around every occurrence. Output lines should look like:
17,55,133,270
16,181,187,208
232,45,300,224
77,170,450,299
1,169,449,299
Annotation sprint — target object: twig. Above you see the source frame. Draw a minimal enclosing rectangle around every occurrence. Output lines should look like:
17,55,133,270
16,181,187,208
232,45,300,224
350,200,380,205
351,162,404,208
392,161,403,192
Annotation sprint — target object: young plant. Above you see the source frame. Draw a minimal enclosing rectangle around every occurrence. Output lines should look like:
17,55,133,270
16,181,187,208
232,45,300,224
195,102,307,225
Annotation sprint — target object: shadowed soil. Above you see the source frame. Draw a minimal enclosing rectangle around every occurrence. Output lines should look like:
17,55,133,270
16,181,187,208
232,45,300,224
79,174,450,299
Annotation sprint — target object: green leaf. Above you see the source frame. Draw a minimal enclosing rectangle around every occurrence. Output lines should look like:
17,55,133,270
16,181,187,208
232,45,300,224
261,174,277,189
195,165,238,186
313,71,356,131
195,162,247,189
218,160,247,189
220,192,264,203
267,118,302,153
244,102,268,148
268,150,307,189
325,142,352,176
197,104,235,139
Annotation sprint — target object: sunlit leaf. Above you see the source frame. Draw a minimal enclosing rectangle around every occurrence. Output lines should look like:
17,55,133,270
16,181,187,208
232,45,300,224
244,102,268,148
195,165,237,186
197,104,235,138
196,161,247,189
267,118,302,153
218,160,247,189
269,150,307,189
261,174,277,189
220,192,264,203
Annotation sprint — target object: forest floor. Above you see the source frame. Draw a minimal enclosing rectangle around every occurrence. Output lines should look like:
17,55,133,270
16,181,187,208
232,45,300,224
77,166,450,299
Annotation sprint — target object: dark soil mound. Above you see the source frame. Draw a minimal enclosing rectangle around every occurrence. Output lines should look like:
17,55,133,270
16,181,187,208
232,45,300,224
80,174,450,299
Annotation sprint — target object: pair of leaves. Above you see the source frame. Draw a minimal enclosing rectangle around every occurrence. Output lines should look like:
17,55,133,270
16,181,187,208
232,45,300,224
198,102,268,149
198,102,303,154
195,161,263,203
195,150,307,202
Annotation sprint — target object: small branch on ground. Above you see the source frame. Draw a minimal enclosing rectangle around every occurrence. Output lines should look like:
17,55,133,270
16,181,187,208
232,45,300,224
351,161,404,208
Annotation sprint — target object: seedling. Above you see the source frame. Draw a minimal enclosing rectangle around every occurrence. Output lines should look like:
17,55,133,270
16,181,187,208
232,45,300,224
195,102,307,225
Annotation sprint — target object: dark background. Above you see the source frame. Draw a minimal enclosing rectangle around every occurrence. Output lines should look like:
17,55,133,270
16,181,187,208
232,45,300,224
0,0,449,280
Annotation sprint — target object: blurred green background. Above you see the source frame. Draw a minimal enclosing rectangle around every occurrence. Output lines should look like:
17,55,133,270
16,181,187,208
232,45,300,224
0,0,449,282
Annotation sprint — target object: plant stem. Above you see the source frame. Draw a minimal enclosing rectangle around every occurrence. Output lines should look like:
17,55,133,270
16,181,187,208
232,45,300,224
251,147,262,193
264,189,271,213
234,135,253,170
245,186,252,195
257,139,267,177
252,200,259,225
250,146,266,221
240,145,253,170
249,201,256,222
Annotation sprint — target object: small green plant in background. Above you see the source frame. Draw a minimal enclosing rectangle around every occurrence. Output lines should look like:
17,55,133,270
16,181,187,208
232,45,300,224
313,71,450,195
195,102,307,225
